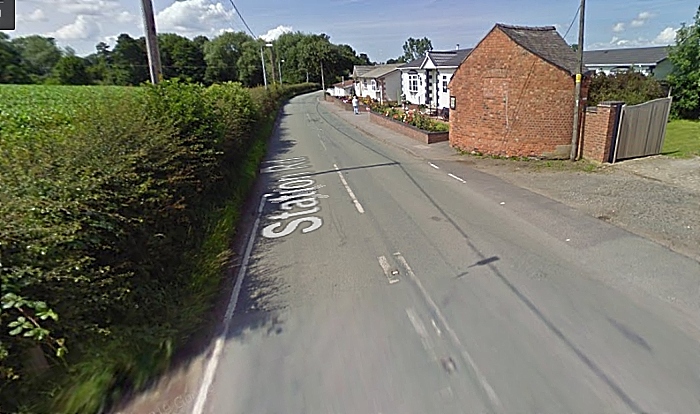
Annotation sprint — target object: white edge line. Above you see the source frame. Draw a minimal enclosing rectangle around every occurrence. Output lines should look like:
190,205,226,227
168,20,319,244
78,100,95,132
429,162,440,169
192,194,267,414
333,163,365,214
392,252,502,409
447,173,466,183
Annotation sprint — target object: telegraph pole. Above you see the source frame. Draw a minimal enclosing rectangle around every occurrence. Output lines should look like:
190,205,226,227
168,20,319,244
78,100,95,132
569,0,586,160
320,60,325,91
140,0,162,84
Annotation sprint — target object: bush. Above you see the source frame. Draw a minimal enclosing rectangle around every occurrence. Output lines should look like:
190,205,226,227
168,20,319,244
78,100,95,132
587,71,667,107
0,81,318,413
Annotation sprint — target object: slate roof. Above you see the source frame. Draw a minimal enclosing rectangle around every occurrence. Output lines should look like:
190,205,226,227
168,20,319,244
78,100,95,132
496,24,580,75
333,80,354,88
399,48,474,70
358,64,402,79
352,65,374,78
583,46,669,66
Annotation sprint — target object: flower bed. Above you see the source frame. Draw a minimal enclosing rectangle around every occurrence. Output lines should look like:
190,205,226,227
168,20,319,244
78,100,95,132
369,111,449,144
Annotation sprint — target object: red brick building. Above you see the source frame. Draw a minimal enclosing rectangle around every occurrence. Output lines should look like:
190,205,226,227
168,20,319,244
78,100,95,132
448,24,589,158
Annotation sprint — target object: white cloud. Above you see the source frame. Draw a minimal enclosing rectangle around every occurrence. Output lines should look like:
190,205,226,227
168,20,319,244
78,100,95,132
260,25,293,42
156,0,234,33
631,11,653,27
49,15,101,40
612,22,625,32
653,27,677,45
590,26,678,49
115,11,137,24
40,0,121,16
18,9,48,23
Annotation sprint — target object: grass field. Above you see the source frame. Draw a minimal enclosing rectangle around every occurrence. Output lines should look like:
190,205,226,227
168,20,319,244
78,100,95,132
663,119,700,158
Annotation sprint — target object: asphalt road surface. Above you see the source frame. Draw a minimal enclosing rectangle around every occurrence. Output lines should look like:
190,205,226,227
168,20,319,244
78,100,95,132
196,92,700,414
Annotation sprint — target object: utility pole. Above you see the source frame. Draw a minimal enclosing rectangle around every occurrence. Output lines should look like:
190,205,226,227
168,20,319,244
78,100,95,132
320,60,325,91
266,44,276,85
569,0,586,160
260,46,268,89
140,0,162,84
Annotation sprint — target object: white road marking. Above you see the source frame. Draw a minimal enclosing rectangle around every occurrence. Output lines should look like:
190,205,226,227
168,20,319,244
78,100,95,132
320,140,327,151
192,194,268,414
432,319,442,337
429,162,440,169
333,163,365,214
377,255,400,284
448,173,466,183
393,252,502,410
406,307,435,358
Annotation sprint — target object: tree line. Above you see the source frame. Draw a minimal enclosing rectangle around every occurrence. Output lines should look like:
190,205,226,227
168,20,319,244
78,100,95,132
0,30,372,87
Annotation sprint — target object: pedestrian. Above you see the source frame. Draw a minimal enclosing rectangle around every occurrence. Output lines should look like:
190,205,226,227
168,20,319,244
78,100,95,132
352,95,359,115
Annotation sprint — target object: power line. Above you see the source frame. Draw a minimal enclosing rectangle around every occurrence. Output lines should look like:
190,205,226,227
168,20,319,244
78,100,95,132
563,5,581,39
227,0,257,39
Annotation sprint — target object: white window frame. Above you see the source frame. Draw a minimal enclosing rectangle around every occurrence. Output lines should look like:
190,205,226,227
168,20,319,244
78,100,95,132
408,74,419,93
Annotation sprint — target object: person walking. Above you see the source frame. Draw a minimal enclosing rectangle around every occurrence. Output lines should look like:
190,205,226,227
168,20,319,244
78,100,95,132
352,95,359,115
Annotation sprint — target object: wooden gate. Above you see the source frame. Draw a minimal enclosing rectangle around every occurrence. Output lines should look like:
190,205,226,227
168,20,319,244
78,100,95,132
611,97,673,163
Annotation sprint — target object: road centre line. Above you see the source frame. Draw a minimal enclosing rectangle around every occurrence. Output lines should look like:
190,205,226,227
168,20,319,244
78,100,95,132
333,163,365,214
377,255,400,284
193,194,268,414
393,252,502,410
448,173,466,183
429,162,440,169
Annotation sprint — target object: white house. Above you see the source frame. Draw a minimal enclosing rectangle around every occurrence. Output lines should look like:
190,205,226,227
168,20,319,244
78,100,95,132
399,48,472,110
352,64,402,103
583,46,673,80
330,79,354,97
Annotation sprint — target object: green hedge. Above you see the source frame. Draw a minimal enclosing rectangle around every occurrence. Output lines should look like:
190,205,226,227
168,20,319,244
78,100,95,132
0,81,319,413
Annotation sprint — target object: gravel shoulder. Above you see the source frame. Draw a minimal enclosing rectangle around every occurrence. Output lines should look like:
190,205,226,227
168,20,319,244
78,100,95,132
462,155,700,263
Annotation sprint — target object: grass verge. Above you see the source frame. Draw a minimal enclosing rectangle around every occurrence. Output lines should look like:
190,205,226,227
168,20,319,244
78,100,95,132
663,119,700,158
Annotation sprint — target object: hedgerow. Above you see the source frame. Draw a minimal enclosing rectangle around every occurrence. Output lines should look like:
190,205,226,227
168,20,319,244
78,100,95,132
0,81,319,413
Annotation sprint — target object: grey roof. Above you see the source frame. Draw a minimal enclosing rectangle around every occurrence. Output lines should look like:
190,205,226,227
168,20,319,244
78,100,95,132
496,24,580,75
352,65,374,78
358,63,402,79
583,46,669,66
399,48,473,70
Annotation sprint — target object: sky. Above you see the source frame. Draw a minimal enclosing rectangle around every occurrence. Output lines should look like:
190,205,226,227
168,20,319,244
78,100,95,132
6,0,698,60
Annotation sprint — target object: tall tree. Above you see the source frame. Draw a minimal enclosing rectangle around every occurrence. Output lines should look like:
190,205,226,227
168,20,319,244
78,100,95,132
402,37,433,62
158,33,206,83
236,39,265,87
11,35,62,81
50,55,91,85
0,33,31,84
668,6,700,119
203,31,251,84
110,34,149,85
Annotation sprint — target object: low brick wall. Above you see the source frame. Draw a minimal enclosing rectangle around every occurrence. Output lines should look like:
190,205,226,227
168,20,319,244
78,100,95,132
580,101,624,163
369,111,449,144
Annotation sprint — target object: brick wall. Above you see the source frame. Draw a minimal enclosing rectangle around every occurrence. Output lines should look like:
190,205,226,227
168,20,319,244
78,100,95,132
369,111,448,144
449,28,579,159
580,102,623,162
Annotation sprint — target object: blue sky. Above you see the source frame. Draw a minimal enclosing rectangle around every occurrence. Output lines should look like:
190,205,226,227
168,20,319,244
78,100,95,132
7,0,698,60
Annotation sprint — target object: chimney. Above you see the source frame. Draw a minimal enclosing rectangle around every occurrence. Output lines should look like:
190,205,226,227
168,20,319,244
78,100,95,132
456,43,460,50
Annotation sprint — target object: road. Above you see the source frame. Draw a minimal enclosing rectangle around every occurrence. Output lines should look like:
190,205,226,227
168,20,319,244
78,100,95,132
196,92,700,414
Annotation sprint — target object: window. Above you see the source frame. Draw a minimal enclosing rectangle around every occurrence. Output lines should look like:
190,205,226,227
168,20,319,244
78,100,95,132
442,80,448,93
408,74,419,93
371,80,376,91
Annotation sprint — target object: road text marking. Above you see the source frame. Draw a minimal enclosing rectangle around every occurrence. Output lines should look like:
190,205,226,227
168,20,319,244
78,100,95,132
378,255,400,284
448,173,466,183
334,163,365,214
